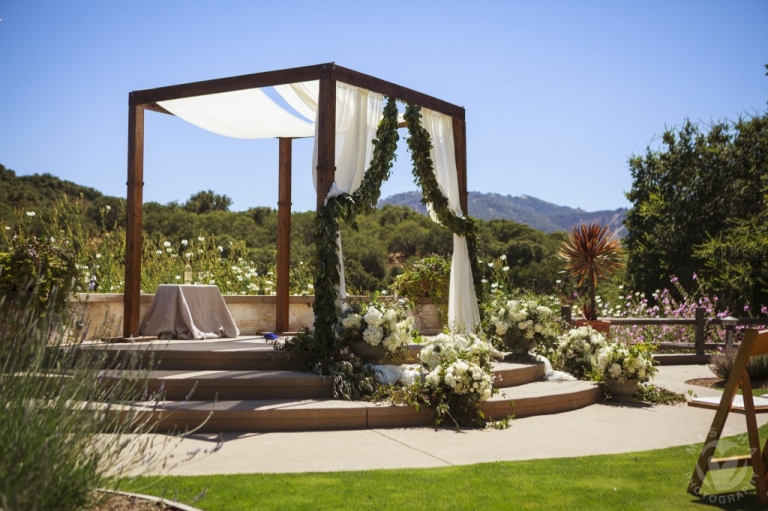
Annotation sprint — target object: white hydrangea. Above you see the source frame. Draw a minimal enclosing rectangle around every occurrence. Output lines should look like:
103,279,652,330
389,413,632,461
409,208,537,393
341,313,362,329
363,306,384,327
362,325,383,346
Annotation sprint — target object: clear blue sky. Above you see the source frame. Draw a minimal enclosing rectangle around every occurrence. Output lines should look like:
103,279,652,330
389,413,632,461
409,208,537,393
1,1,766,213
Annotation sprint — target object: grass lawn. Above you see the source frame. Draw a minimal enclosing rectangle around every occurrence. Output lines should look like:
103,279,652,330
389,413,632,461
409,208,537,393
122,424,768,510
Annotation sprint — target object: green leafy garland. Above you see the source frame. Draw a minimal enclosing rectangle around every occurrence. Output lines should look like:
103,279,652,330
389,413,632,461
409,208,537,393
289,98,483,400
312,97,401,347
403,104,485,307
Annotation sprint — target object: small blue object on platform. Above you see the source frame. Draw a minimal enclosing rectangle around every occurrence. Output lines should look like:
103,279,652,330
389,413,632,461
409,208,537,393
263,332,278,340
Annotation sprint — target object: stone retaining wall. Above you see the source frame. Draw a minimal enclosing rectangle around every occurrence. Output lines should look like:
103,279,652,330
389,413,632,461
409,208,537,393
70,294,443,340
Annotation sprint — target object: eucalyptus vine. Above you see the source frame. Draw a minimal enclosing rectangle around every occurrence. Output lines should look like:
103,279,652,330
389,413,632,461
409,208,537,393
404,103,485,306
312,97,400,345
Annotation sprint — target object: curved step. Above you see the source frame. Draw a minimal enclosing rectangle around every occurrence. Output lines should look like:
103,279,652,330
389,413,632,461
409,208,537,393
492,361,546,388
102,370,333,400
131,381,602,433
483,380,603,419
89,337,306,371
103,362,547,401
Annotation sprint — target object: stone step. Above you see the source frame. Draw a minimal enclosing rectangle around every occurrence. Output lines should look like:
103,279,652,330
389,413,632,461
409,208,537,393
89,337,306,371
128,380,602,433
101,362,546,401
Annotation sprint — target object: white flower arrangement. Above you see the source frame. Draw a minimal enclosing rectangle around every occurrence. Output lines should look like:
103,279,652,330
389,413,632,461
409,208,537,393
419,332,496,402
486,297,557,354
595,342,657,383
554,326,607,379
340,299,415,355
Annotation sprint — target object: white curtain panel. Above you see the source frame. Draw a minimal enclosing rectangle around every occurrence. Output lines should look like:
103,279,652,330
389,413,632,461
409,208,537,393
421,109,480,332
158,88,314,139
304,83,385,302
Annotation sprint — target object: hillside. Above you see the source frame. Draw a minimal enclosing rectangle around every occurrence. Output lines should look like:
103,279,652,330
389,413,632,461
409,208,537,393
380,191,627,237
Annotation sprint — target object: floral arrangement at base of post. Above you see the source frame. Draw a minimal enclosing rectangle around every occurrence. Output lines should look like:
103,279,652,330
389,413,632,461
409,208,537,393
554,326,607,379
339,296,417,363
418,331,498,427
484,294,559,360
595,342,656,382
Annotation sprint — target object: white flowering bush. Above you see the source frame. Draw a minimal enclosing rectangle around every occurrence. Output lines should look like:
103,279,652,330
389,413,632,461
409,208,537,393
595,342,657,383
416,331,497,425
554,326,607,379
340,298,416,355
485,294,559,357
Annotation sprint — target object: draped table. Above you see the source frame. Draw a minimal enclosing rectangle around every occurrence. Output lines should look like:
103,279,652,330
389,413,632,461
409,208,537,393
139,285,240,340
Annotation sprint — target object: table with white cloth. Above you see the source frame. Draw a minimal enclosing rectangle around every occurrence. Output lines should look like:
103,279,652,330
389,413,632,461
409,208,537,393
139,285,240,340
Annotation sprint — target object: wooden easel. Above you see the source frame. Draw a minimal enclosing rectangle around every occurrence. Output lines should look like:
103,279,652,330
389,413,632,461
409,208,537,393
687,329,768,503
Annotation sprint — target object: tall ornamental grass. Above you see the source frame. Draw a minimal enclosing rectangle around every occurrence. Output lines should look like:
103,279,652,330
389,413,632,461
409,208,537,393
0,289,175,511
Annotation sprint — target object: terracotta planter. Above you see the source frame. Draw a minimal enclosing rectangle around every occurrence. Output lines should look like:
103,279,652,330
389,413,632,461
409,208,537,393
350,341,388,364
574,320,611,338
605,377,639,401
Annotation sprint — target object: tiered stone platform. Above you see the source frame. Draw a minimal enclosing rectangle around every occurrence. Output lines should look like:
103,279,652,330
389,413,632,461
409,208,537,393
89,336,602,432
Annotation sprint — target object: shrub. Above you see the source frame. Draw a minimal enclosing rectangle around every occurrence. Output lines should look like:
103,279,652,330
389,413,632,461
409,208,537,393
0,217,77,319
709,347,768,382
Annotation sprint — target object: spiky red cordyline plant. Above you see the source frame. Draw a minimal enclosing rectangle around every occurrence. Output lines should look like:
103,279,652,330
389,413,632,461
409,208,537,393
559,223,623,321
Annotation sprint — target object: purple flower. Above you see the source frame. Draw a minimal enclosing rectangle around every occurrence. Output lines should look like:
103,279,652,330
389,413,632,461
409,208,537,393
761,306,767,315
744,304,750,312
692,273,698,280
670,276,678,283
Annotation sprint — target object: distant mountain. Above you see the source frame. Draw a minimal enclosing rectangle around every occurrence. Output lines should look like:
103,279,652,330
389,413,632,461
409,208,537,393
380,191,628,237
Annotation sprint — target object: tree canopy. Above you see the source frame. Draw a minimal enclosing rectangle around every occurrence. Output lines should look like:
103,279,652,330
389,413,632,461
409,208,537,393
624,111,768,312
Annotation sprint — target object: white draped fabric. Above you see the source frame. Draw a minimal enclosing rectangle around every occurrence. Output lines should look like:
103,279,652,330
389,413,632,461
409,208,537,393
157,79,478,327
274,81,319,122
158,88,314,139
421,109,480,332
309,83,385,301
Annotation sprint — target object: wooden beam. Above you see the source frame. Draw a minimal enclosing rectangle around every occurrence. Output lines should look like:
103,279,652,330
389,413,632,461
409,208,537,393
123,104,145,337
315,75,336,212
453,117,468,215
276,138,292,333
332,65,465,120
129,63,331,106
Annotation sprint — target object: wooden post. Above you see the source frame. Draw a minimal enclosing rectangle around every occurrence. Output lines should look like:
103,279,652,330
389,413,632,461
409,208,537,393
123,102,144,337
695,306,706,356
316,73,336,211
561,305,572,324
452,117,468,215
276,138,292,333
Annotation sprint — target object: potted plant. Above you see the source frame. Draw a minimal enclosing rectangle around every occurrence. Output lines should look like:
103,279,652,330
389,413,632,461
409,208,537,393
558,223,622,334
554,326,607,379
485,293,558,360
339,297,417,364
594,342,656,400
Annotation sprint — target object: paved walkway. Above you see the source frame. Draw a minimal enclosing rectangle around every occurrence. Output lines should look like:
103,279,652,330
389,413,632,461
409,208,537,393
137,364,768,476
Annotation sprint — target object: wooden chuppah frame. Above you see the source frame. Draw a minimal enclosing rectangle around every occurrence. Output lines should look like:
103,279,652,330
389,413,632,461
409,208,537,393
123,63,467,337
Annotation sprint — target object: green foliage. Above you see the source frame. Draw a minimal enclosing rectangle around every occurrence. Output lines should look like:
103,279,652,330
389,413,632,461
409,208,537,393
482,288,562,358
0,213,77,317
634,384,687,405
312,97,402,344
0,290,167,510
709,348,768,383
404,104,484,307
624,112,768,313
390,255,451,322
559,223,623,320
183,189,233,213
